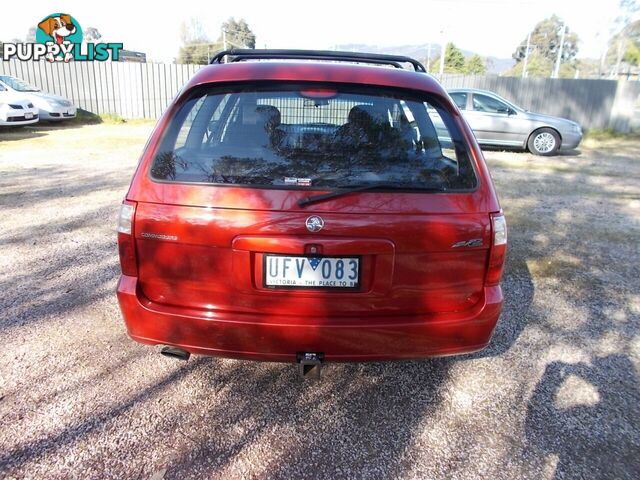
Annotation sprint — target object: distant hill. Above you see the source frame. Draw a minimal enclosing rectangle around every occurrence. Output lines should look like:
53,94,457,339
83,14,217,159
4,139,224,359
334,43,515,74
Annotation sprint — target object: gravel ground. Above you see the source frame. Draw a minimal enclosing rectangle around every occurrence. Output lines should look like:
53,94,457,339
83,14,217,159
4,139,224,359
0,123,639,479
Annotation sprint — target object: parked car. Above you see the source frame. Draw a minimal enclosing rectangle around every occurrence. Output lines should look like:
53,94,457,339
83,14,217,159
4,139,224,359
445,88,582,156
0,87,38,126
0,75,76,121
116,49,507,378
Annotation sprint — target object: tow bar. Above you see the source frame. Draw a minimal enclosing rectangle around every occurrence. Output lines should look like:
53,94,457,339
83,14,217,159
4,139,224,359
297,352,324,379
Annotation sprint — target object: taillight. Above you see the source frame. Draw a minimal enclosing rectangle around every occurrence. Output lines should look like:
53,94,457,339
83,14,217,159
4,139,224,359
117,200,138,276
486,213,507,286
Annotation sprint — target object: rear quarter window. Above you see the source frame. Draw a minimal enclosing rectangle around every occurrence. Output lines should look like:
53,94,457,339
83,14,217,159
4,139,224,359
150,83,478,192
450,92,467,110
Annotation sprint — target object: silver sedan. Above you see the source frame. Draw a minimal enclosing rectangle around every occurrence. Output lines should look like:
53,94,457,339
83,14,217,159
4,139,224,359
0,76,77,122
446,88,582,156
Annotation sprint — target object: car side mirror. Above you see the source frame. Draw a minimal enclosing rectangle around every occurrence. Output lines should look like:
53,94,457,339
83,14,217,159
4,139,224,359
507,108,516,116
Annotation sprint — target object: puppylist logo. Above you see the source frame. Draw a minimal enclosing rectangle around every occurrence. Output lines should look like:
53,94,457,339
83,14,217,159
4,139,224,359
1,13,123,62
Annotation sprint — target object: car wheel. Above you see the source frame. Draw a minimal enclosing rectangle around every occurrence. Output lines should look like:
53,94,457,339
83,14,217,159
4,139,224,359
528,128,560,156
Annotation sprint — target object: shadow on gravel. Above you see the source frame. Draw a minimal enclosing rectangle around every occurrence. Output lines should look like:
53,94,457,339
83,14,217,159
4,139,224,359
0,355,453,479
0,120,96,142
0,127,48,142
525,357,640,479
0,168,126,212
161,358,453,479
0,164,128,332
480,146,582,157
486,151,640,479
0,359,208,473
0,216,119,332
0,112,104,143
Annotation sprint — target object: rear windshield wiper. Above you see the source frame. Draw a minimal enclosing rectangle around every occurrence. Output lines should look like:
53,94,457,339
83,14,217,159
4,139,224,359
298,183,445,208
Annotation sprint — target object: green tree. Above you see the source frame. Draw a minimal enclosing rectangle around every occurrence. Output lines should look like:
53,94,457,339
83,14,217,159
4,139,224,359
508,51,553,77
221,18,256,49
609,0,640,72
607,19,640,69
463,54,487,74
513,15,579,65
443,42,466,73
177,17,256,64
571,58,604,77
508,52,582,78
558,61,581,78
177,18,219,64
624,39,640,64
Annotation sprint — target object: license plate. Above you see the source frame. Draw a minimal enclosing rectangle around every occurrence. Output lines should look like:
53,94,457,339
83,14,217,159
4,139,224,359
264,255,360,289
24,113,33,119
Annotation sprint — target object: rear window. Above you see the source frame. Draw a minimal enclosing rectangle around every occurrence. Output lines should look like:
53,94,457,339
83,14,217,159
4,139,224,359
151,84,477,191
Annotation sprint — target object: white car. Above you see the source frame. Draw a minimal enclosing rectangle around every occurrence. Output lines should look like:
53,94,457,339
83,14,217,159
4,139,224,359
0,97,39,126
0,75,76,121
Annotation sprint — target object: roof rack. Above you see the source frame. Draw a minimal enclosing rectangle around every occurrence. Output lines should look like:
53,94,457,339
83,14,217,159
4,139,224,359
209,49,427,73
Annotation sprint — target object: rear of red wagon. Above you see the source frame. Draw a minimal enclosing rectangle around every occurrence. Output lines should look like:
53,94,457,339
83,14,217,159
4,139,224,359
116,51,507,373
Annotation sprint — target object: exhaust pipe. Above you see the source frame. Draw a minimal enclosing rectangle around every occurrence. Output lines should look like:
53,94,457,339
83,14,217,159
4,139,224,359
297,352,324,379
160,346,191,361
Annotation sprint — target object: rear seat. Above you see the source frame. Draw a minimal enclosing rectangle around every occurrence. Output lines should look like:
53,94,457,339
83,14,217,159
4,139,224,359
222,104,284,150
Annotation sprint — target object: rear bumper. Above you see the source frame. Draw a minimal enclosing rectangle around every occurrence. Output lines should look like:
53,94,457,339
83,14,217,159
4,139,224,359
117,275,503,362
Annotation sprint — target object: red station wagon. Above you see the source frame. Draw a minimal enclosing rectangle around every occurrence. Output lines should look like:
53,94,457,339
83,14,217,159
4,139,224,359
117,49,507,378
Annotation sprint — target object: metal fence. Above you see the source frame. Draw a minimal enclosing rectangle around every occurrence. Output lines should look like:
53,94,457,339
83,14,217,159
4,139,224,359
0,60,200,119
1,60,639,131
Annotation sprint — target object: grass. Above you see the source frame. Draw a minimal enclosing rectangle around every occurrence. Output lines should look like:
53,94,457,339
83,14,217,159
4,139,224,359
583,128,640,141
70,109,156,126
0,121,154,151
486,158,636,180
98,113,128,124
70,110,129,125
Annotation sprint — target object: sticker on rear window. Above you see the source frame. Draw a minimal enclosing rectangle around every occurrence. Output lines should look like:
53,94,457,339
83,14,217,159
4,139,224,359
284,177,311,186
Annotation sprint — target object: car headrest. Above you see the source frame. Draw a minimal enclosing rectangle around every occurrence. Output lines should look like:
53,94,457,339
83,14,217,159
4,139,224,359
255,105,282,129
348,104,388,126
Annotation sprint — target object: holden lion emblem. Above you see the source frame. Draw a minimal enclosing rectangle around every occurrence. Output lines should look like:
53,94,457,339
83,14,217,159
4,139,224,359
305,215,324,232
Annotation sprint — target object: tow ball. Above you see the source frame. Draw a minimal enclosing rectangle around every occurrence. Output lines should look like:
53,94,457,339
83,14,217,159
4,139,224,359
297,352,324,379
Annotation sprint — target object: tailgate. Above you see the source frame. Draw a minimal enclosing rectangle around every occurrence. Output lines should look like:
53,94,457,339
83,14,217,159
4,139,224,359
134,201,490,317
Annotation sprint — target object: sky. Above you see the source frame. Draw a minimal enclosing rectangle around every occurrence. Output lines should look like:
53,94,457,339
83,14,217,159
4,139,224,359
1,0,628,62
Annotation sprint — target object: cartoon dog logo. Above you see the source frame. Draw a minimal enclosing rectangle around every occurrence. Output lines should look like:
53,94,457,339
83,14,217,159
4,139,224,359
37,14,77,62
